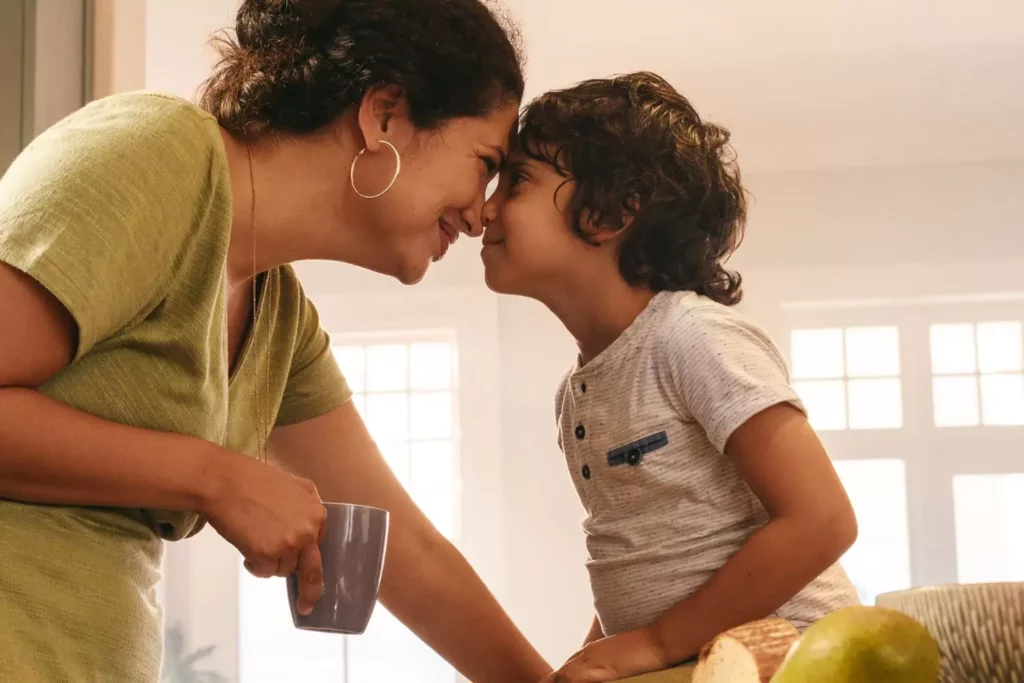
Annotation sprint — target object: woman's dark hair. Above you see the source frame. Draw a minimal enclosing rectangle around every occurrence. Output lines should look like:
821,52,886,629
200,0,524,138
517,71,747,305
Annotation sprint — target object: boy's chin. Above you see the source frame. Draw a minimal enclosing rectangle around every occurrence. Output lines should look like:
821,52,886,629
483,266,528,297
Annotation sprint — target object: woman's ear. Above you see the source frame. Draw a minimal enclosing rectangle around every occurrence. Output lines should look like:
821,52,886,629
357,85,415,153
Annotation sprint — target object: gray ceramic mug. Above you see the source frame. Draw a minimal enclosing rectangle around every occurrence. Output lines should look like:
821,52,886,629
287,502,389,634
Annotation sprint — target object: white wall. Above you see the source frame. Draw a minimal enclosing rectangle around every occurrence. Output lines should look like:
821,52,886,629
134,0,1024,673
144,0,235,101
90,0,146,99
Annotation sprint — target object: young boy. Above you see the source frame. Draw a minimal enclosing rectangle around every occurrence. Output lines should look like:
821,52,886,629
480,72,860,681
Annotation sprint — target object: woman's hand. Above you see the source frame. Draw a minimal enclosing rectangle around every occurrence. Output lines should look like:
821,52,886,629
541,628,668,683
200,450,327,615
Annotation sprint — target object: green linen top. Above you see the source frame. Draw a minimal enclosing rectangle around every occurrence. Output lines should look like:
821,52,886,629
0,92,352,682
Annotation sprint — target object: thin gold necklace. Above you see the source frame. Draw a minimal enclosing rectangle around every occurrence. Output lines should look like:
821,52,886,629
246,142,270,463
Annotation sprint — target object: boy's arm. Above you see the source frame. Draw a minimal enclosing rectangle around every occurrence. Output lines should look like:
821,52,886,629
542,403,857,682
646,402,857,663
649,310,856,661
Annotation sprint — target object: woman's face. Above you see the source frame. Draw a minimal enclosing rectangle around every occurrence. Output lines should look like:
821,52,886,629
346,95,519,284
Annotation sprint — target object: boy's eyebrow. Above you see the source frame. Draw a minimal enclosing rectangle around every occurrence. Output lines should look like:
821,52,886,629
505,154,535,170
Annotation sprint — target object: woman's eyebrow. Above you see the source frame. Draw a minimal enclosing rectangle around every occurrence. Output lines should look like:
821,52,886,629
485,145,508,169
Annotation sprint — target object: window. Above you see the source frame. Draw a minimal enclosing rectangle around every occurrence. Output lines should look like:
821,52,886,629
791,326,903,431
786,300,1024,604
930,322,1024,427
239,334,459,683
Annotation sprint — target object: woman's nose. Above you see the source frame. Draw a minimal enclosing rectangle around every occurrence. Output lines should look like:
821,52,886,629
459,197,486,238
457,211,483,238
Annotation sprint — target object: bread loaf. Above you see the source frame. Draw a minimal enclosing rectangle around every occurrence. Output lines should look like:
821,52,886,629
691,618,800,683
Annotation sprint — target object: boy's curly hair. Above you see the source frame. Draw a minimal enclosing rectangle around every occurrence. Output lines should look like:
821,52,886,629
517,72,746,305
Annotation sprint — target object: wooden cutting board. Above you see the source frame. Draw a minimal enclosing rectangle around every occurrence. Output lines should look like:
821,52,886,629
615,663,695,683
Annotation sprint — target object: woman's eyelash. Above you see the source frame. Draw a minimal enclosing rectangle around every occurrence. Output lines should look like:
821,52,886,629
481,156,498,174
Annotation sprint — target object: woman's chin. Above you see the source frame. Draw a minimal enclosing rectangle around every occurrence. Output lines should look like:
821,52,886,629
378,250,432,286
394,260,430,285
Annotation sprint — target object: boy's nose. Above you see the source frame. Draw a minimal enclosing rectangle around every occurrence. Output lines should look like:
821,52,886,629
480,197,497,229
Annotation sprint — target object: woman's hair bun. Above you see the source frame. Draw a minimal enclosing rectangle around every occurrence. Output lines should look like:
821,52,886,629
200,0,524,139
235,0,343,49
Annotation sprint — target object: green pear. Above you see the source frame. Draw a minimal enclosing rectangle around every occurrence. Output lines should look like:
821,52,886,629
771,606,941,683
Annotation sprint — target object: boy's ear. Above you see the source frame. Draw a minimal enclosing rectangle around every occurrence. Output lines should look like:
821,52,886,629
583,195,639,245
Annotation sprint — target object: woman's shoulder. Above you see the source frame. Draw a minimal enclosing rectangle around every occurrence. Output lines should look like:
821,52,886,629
75,91,216,126
30,90,224,174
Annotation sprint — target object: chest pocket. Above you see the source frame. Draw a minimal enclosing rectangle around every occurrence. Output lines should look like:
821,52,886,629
607,431,669,467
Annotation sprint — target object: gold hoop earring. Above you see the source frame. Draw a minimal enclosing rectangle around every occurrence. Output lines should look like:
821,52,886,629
349,140,401,199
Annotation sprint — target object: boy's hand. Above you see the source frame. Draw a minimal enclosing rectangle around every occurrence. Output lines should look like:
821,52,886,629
540,627,668,682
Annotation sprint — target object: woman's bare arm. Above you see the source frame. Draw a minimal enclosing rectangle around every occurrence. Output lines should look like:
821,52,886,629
270,401,553,683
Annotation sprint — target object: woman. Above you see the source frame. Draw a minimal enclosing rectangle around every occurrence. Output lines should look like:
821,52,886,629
0,1,550,681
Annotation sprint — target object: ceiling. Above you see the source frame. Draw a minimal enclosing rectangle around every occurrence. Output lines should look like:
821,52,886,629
508,0,1024,173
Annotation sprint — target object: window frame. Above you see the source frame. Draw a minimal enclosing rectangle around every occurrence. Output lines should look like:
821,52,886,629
331,330,463,542
784,298,1024,593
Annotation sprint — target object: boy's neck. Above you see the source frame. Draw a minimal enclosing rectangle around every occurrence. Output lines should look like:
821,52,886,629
542,278,657,367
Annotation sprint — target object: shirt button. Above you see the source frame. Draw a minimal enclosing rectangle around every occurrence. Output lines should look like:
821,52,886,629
581,464,591,479
575,424,586,440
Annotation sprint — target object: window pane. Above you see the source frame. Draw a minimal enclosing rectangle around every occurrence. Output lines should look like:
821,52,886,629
239,571,343,683
791,329,845,379
411,441,455,494
932,376,980,427
980,373,1024,426
412,488,456,539
366,344,408,392
332,345,366,393
930,323,977,374
848,378,903,430
410,391,453,440
410,342,454,390
793,380,847,431
976,321,1024,373
845,326,900,378
954,474,1024,584
833,460,912,605
379,442,410,488
365,393,409,442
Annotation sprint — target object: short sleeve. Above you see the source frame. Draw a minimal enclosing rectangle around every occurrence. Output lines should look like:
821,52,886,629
665,305,805,453
0,94,224,359
275,287,352,427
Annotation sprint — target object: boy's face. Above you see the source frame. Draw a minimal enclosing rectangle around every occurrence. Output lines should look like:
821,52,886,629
479,151,596,298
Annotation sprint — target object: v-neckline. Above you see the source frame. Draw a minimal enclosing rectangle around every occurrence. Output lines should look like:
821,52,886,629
227,270,270,387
